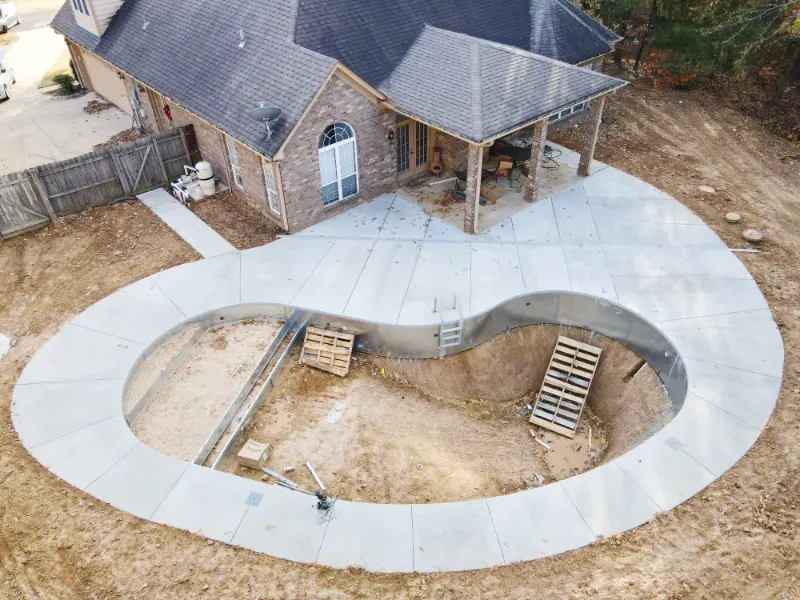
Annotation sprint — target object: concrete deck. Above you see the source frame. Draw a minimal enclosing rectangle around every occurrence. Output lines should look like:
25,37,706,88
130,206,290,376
12,162,783,573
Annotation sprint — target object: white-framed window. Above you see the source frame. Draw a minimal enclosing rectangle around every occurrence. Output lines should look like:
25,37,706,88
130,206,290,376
225,135,244,190
548,101,589,124
72,0,90,16
263,160,280,214
317,122,358,206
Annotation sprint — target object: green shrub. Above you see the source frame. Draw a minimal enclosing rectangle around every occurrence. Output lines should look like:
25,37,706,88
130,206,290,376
52,73,75,95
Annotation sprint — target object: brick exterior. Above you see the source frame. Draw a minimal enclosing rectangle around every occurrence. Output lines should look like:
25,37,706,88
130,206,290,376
578,96,605,176
122,77,161,134
228,138,285,228
463,145,482,233
523,119,549,202
435,130,470,174
279,74,397,233
169,104,231,191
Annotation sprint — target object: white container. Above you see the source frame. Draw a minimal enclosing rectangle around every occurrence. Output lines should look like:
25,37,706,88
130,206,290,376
196,161,215,196
187,183,205,201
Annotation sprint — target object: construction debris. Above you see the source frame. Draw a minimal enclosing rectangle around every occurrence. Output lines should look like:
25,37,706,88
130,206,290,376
535,437,552,451
283,466,295,473
529,336,602,439
300,327,355,377
326,401,348,423
306,462,326,491
261,466,298,488
236,439,271,470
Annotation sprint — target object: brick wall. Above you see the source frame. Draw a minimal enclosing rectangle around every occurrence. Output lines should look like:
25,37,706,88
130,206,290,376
227,137,284,229
121,77,161,133
279,74,396,233
435,130,470,174
170,104,230,191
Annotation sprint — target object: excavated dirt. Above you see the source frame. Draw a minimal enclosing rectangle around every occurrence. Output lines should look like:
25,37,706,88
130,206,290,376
373,324,672,462
129,319,283,461
221,324,669,502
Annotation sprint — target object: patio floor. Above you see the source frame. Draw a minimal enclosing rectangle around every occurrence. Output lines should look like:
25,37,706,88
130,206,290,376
397,142,608,233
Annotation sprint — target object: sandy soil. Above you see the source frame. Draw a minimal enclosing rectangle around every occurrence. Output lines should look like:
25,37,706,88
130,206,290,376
124,323,203,415
0,83,799,599
131,319,283,461
192,192,282,250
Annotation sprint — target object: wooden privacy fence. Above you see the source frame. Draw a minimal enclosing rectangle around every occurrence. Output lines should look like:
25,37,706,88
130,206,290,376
0,127,194,238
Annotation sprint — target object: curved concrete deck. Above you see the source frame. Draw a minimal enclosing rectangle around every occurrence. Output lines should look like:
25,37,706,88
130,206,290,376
11,164,783,573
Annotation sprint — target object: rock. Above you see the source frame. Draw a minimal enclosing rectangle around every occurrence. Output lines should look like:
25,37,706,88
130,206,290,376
743,229,763,243
725,212,741,223
698,185,716,194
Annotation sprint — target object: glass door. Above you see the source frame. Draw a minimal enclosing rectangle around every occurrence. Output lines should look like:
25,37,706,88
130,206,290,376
397,122,411,176
396,118,430,179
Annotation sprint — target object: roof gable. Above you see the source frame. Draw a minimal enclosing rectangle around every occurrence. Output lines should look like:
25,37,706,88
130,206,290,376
54,0,336,157
381,26,625,143
295,0,619,86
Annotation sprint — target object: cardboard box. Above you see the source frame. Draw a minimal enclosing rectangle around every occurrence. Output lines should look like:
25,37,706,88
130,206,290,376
236,439,271,470
480,182,503,204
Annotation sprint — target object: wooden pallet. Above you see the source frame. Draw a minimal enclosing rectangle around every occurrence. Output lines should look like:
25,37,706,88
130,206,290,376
300,326,355,377
529,336,602,438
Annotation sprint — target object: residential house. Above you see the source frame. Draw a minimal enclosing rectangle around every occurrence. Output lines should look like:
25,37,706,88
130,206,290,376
53,0,625,233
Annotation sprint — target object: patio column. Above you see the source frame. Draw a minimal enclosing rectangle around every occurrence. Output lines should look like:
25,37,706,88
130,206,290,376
578,96,606,177
463,144,484,234
522,119,549,203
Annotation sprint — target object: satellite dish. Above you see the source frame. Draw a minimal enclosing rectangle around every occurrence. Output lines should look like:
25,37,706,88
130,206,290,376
249,103,282,141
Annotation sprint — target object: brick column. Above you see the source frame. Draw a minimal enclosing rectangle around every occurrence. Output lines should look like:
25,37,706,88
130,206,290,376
463,144,483,234
578,96,606,177
522,119,549,203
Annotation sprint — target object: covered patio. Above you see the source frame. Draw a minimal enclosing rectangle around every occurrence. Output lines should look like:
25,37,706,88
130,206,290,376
380,26,626,234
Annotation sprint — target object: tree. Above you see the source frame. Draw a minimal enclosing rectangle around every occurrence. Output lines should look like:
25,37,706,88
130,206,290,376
633,0,658,71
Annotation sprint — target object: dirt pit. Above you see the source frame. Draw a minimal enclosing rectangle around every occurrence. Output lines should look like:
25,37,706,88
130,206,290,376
127,318,284,461
221,324,673,503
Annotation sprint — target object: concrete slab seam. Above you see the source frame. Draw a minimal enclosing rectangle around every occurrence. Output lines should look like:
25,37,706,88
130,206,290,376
151,277,189,320
27,413,120,450
558,480,599,538
67,323,147,346
147,465,191,520
484,500,508,566
83,442,138,492
394,239,428,326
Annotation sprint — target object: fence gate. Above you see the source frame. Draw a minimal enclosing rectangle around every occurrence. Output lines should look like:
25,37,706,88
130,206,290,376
0,172,54,238
0,128,192,239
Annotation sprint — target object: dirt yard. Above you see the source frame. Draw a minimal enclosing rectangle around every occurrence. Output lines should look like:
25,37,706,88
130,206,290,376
192,192,282,250
0,81,799,599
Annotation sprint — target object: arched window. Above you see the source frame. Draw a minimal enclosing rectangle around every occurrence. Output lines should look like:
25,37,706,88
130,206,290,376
318,122,358,206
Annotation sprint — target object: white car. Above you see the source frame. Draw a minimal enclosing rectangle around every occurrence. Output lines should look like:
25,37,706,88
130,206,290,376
0,2,21,34
0,48,14,100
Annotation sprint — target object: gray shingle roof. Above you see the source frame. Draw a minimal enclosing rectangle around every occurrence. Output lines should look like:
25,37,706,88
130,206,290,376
381,27,625,143
53,0,336,157
53,0,622,155
295,0,620,86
